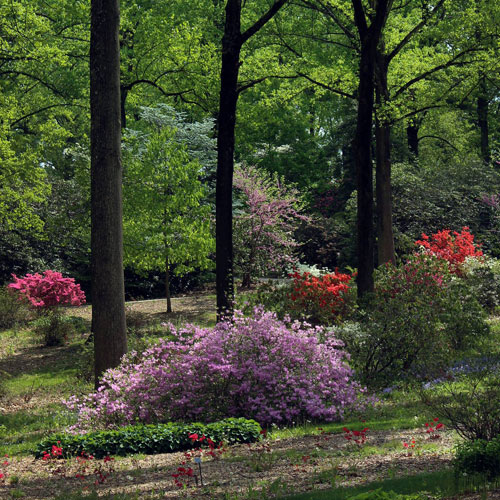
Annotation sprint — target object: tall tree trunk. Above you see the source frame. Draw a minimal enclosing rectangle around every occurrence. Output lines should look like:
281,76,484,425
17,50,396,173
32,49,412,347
407,120,419,158
351,0,392,297
216,0,242,320
375,51,395,265
215,0,289,320
90,0,127,387
165,256,172,313
477,76,490,164
120,85,128,129
354,40,376,296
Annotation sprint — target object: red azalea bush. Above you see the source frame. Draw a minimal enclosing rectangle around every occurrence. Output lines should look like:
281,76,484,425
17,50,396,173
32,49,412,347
8,271,86,346
289,270,354,325
8,270,86,308
415,227,483,273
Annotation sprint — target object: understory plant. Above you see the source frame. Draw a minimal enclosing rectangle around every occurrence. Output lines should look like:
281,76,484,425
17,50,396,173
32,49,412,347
288,269,355,325
238,267,356,326
66,308,366,431
8,270,86,346
420,368,500,441
336,253,488,387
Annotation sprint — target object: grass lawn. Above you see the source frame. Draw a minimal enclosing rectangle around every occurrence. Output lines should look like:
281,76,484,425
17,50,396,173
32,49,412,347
0,295,499,499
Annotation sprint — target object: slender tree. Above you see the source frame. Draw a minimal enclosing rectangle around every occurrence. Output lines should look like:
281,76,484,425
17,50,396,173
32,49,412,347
90,0,127,386
216,0,289,319
351,0,392,297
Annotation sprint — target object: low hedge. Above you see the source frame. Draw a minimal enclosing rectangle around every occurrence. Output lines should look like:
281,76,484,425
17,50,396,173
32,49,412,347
454,435,500,480
34,417,261,459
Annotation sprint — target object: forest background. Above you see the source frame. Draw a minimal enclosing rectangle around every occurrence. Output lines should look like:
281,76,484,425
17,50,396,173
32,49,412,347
1,0,499,302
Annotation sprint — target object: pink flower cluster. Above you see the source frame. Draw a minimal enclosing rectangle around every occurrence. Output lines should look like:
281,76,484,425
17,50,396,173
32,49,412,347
8,270,86,308
66,308,366,430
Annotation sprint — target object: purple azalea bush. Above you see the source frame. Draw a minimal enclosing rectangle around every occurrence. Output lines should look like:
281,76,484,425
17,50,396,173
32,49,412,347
66,308,366,431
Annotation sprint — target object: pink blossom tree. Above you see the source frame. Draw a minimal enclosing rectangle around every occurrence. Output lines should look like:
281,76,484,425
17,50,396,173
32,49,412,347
8,270,86,346
233,165,309,288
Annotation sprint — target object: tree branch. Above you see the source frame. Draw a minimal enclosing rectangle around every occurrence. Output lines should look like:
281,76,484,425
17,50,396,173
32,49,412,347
418,134,459,151
393,49,479,99
297,72,356,99
241,0,289,44
10,103,86,128
387,0,445,63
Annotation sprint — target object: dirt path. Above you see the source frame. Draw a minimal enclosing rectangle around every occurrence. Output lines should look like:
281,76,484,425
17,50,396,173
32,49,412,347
0,429,457,500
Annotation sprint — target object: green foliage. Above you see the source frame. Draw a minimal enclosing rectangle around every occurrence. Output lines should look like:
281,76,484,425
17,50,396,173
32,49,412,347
0,288,31,330
421,369,500,442
391,160,500,259
336,255,489,387
32,311,80,347
122,106,214,281
346,489,423,500
34,418,261,458
462,257,500,312
454,436,500,480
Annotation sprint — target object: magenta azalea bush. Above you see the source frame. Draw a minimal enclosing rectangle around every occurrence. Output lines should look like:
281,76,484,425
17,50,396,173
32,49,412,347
8,270,86,308
66,308,366,431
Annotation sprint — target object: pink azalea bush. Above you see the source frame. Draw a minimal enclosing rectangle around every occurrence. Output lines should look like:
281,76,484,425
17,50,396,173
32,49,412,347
66,308,366,431
8,270,86,308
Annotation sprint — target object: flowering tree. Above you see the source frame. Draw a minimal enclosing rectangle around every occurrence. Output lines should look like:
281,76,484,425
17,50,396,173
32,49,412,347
233,165,309,288
8,270,86,308
8,270,86,346
66,308,366,430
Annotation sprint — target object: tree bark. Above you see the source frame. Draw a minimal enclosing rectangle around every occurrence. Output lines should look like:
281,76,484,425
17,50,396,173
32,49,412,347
375,50,395,265
165,256,172,313
477,76,490,164
216,0,242,320
352,0,392,298
215,0,289,320
90,0,127,387
354,40,376,296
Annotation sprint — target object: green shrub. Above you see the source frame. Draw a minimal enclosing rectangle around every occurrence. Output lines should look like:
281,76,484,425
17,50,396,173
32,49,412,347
0,287,31,330
336,255,489,387
454,435,500,480
34,417,261,458
421,369,500,441
33,312,75,347
462,256,500,312
237,280,294,320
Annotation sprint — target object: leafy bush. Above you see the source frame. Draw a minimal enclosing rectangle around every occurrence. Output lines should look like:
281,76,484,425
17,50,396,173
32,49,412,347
421,368,500,441
35,418,261,458
454,435,500,480
415,227,483,273
288,270,355,325
8,271,86,346
238,268,356,326
32,312,82,347
8,270,86,308
66,308,366,430
336,254,489,387
461,256,500,312
237,280,293,320
0,287,31,330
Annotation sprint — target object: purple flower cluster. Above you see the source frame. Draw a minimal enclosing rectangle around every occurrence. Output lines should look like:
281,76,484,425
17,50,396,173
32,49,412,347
66,308,365,431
